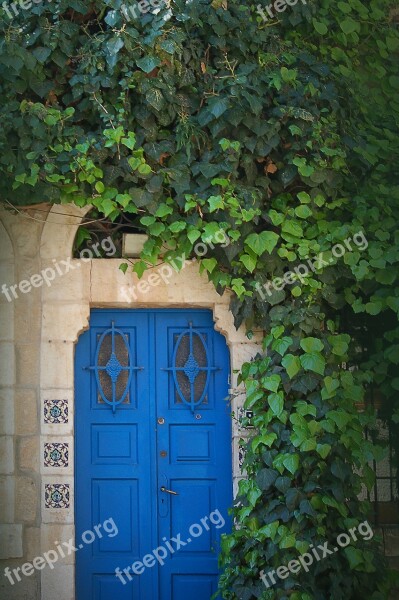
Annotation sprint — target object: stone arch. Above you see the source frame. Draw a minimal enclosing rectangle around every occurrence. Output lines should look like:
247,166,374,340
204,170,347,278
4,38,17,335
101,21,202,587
0,213,17,562
38,204,261,600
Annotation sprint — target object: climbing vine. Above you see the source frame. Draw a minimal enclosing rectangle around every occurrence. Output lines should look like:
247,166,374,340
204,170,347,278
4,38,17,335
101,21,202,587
0,0,398,597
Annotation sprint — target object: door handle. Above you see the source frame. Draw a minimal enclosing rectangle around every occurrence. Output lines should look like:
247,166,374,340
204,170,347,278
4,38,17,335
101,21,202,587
160,486,179,495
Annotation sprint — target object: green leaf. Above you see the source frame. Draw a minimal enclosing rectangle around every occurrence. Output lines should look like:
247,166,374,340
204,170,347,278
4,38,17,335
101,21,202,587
272,336,292,357
301,439,317,452
295,205,313,219
329,334,350,356
119,262,129,274
148,222,165,236
262,374,281,392
187,229,201,244
253,435,278,453
208,195,224,212
294,401,317,417
340,18,359,34
297,191,311,204
280,534,296,549
136,56,161,73
256,468,278,490
133,260,147,278
344,547,364,569
316,444,332,459
248,487,262,507
258,521,279,540
300,353,326,376
322,376,340,399
268,392,284,416
202,258,218,273
101,199,116,217
300,337,324,353
282,454,300,475
155,203,173,218
169,221,186,233
245,231,279,256
282,220,303,238
138,163,152,175
240,254,257,273
313,20,328,35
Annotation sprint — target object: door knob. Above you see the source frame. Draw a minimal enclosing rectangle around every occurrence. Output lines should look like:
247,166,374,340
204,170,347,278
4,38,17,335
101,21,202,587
160,486,179,495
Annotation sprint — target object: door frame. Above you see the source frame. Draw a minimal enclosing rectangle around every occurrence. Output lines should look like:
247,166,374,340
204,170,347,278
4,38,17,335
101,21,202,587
39,204,263,600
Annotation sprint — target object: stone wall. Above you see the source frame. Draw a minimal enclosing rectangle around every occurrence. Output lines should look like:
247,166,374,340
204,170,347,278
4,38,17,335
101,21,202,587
0,208,45,599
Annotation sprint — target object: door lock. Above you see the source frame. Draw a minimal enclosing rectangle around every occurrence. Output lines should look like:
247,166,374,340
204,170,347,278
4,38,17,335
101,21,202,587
160,486,179,495
157,417,165,425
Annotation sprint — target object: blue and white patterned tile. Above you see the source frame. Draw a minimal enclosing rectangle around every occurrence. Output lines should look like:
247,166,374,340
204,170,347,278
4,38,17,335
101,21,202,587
44,442,69,468
44,483,70,509
44,399,69,424
42,390,73,436
42,477,74,524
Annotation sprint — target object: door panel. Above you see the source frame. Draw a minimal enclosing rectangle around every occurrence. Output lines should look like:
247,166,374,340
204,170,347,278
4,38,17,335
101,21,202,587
75,309,232,600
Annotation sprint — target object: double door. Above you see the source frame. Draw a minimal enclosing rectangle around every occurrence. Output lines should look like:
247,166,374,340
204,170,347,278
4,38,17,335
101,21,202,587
75,309,232,600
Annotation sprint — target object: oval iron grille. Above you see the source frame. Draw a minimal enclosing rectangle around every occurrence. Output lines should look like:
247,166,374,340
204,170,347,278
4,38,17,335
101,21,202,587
86,321,142,413
164,322,219,413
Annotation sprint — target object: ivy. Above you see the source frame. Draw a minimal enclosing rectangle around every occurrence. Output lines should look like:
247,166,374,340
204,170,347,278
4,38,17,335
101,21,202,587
1,0,399,597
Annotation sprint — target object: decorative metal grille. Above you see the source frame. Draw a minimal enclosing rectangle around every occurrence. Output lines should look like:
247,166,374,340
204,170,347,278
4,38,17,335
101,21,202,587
164,322,218,413
87,321,142,413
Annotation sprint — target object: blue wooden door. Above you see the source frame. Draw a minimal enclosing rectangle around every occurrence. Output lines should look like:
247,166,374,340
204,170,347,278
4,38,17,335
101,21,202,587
75,309,232,600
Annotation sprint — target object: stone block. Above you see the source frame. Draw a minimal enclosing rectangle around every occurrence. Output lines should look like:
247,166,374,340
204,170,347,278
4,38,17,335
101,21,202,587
15,389,38,436
41,525,75,565
40,342,74,390
0,261,16,296
41,563,74,600
42,304,89,342
0,388,14,435
40,259,90,303
0,563,39,599
0,300,13,340
15,344,40,386
15,476,38,523
40,203,88,260
25,526,41,561
0,342,15,386
0,436,14,474
0,217,13,257
18,437,39,472
90,258,224,306
15,258,42,291
0,476,15,522
0,524,23,558
11,220,42,257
